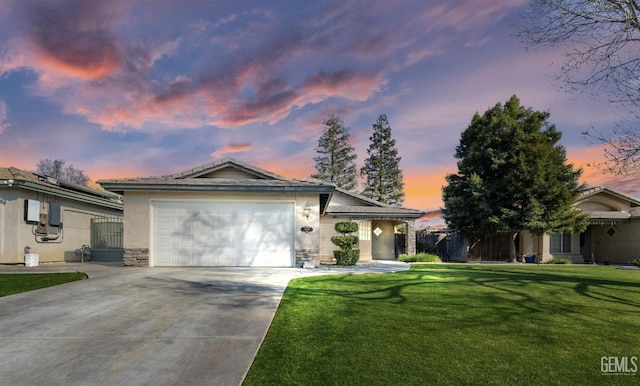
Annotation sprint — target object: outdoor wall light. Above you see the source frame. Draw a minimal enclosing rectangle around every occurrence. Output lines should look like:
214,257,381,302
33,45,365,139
303,203,312,219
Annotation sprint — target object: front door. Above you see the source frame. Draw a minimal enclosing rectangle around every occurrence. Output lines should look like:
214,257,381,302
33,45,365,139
371,221,395,260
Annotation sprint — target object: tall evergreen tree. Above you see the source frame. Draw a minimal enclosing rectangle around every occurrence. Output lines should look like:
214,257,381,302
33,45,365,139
311,115,358,191
360,114,405,206
442,96,588,259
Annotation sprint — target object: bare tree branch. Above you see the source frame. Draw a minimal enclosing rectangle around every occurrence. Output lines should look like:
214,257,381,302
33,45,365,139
519,1,640,175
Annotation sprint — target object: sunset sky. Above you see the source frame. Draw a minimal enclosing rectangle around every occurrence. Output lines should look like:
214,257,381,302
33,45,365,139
1,0,638,227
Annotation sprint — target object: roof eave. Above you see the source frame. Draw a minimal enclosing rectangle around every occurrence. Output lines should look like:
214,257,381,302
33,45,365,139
98,183,335,194
5,180,123,210
324,211,425,219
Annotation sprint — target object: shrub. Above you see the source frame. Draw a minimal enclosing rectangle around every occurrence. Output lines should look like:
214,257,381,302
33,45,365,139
335,222,358,234
399,253,441,263
546,258,572,264
330,236,358,250
332,221,359,266
334,250,360,266
631,259,640,267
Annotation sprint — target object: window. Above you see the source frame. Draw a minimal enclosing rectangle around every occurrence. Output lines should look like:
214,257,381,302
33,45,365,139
550,233,571,254
359,221,371,241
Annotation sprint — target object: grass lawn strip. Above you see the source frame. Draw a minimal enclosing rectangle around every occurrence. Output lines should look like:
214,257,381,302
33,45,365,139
0,272,87,297
244,265,640,385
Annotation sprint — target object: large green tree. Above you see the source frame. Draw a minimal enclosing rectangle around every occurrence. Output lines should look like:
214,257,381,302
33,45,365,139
360,114,405,206
442,96,588,259
311,115,358,191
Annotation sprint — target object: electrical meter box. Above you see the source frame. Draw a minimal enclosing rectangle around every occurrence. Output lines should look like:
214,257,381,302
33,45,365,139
24,199,40,223
49,202,61,226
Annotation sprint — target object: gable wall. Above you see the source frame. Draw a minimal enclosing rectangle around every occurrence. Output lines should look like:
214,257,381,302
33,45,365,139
577,201,617,212
201,168,261,179
328,191,372,207
577,193,633,212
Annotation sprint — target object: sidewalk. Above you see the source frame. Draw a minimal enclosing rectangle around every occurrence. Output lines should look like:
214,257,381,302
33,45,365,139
0,261,128,278
0,259,410,278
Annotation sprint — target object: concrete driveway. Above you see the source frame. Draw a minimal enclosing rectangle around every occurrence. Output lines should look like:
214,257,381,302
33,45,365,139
0,261,408,386
0,264,309,386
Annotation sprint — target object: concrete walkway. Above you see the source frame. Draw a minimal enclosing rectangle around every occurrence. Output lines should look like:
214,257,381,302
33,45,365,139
0,261,408,386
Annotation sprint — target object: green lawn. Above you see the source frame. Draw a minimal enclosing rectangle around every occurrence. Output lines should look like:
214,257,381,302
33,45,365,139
0,273,87,297
244,264,640,385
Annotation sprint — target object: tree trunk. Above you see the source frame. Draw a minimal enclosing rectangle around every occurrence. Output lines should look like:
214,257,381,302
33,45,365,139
508,232,518,262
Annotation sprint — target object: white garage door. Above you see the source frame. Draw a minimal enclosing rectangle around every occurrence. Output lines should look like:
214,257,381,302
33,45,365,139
152,201,294,267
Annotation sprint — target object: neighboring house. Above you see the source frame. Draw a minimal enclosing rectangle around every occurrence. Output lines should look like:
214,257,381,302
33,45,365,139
98,158,424,267
0,167,123,264
519,186,640,264
447,186,640,264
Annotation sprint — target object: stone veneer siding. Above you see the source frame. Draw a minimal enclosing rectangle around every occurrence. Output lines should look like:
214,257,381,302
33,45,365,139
123,248,149,267
296,249,319,268
406,219,417,256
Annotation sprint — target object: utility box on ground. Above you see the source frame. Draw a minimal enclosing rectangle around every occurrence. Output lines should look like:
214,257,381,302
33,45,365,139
25,254,39,267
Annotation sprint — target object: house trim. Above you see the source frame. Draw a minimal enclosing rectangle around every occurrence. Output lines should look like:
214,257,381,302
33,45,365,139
1,180,123,210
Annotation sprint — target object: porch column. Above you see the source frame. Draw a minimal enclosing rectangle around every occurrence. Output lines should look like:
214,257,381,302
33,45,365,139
406,219,416,256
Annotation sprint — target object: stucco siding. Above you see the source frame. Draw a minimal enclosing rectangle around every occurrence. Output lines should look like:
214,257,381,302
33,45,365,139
202,168,260,179
328,191,372,207
589,222,640,264
123,192,152,249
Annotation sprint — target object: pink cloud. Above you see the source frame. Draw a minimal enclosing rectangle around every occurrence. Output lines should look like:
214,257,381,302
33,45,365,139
302,70,382,102
420,1,527,33
24,1,124,80
0,100,9,133
210,143,254,158
0,0,530,135
31,41,121,80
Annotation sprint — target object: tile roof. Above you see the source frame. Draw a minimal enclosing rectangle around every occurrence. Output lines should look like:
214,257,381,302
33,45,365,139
97,158,335,193
325,205,425,219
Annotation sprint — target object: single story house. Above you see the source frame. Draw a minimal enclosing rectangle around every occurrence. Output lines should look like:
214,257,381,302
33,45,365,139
98,158,424,267
441,186,640,264
519,186,640,264
0,167,123,264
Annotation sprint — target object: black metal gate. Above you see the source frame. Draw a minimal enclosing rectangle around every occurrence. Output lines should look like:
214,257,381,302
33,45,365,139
90,215,124,261
394,233,406,257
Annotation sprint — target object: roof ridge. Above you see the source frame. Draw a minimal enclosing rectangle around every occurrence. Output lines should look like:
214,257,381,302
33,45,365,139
163,158,293,181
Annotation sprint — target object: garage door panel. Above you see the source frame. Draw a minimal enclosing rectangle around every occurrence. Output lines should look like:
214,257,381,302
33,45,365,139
156,237,172,249
156,250,173,265
177,234,193,249
153,201,294,267
193,252,213,266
